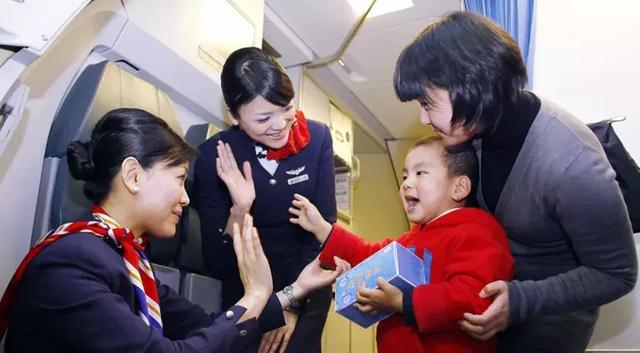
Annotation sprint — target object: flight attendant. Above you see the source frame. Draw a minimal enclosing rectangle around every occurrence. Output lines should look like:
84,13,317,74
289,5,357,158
0,108,347,353
194,47,337,353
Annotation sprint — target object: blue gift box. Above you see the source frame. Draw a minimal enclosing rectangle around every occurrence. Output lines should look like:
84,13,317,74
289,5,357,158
334,241,431,328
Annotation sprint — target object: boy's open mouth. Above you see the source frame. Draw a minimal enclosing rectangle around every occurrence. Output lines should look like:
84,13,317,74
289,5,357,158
404,195,420,209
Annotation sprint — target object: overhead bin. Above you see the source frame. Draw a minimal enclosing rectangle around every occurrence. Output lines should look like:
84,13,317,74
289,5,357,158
0,0,91,54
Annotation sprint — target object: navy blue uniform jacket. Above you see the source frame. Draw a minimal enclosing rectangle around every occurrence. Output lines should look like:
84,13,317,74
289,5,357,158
4,214,284,353
194,120,337,308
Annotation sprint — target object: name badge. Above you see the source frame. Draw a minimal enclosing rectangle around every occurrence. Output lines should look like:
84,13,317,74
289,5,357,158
287,174,309,185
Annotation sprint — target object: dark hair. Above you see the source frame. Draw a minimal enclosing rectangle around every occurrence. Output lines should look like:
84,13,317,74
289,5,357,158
394,11,527,135
411,136,478,204
221,47,294,118
67,108,197,203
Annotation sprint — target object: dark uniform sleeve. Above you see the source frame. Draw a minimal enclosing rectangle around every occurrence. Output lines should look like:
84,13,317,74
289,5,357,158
158,282,285,338
193,136,238,281
21,236,272,353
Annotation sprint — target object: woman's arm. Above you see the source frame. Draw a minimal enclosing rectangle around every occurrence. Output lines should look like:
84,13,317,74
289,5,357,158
214,141,255,236
25,234,270,353
462,147,638,339
193,137,237,280
158,282,285,339
507,147,637,323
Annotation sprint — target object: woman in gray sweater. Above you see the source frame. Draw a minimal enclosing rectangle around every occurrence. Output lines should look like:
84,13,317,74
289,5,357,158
393,11,637,353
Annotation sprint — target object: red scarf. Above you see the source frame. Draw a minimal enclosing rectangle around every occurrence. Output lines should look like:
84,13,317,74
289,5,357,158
0,206,162,340
266,110,311,161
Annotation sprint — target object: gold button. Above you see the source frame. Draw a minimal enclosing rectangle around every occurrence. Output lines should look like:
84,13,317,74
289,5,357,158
269,178,277,186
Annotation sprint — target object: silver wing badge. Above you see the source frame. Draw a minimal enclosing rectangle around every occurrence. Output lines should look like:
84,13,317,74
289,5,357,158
286,166,306,176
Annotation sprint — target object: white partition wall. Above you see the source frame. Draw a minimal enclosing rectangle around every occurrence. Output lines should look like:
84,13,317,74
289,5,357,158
533,0,640,350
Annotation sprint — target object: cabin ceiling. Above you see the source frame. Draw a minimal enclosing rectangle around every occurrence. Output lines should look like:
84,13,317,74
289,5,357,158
264,0,461,149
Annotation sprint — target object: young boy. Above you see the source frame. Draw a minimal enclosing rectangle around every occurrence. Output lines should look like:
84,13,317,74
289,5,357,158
289,136,514,353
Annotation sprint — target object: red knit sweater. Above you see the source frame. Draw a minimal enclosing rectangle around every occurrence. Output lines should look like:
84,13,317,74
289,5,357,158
319,208,514,353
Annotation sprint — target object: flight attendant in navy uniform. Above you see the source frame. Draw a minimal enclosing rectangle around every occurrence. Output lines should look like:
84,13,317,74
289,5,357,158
194,47,337,353
0,109,348,353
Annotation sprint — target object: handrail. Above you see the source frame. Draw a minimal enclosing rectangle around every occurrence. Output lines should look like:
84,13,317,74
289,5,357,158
305,0,377,69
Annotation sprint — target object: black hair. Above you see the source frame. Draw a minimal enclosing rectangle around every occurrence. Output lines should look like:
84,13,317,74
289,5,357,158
411,136,478,205
67,108,197,204
394,11,527,135
221,46,294,118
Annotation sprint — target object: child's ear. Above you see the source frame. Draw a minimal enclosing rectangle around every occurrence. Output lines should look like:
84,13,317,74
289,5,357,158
451,175,472,202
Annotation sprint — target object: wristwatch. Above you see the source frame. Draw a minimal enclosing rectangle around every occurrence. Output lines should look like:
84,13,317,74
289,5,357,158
283,285,301,308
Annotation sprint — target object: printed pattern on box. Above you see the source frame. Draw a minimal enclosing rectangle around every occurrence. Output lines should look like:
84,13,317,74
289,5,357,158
335,241,430,328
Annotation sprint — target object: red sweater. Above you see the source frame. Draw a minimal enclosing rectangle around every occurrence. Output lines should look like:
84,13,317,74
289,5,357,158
320,208,514,353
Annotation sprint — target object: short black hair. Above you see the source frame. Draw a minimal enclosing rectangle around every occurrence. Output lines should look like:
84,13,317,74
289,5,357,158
411,136,478,205
394,11,527,135
67,108,197,203
221,47,294,118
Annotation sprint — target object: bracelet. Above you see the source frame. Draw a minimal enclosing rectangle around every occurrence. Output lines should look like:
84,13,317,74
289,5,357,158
283,285,301,308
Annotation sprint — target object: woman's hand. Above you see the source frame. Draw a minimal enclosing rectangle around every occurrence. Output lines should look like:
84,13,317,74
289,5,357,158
259,310,298,353
459,280,510,340
234,214,272,319
216,141,255,211
354,278,403,313
289,193,332,243
294,256,351,297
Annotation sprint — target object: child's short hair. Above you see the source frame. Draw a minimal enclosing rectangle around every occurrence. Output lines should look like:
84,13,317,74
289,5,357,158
411,136,478,204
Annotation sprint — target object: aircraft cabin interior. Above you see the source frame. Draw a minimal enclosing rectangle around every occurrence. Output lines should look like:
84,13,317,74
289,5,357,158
0,1,639,352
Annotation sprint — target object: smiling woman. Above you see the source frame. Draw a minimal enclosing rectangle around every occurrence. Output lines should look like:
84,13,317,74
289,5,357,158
235,95,296,149
194,47,337,353
64,109,195,239
394,11,637,353
0,108,295,353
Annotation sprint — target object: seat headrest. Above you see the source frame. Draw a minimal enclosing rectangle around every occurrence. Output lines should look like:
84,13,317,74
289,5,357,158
46,61,183,158
43,61,184,231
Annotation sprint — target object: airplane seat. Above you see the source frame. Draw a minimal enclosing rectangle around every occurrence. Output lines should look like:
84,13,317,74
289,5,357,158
177,123,223,312
177,206,208,275
184,123,212,157
151,263,181,293
180,272,222,314
178,123,220,275
31,60,183,280
183,122,220,194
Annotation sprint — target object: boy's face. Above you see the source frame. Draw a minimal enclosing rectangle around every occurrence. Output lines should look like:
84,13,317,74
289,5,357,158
400,144,459,225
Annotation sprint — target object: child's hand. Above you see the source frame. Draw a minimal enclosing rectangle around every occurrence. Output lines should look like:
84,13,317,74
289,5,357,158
289,193,332,243
354,278,403,313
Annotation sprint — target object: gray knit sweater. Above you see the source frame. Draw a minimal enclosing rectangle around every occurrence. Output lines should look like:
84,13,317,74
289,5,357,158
474,99,637,353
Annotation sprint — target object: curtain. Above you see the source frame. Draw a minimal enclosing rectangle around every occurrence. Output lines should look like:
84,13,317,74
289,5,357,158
463,0,536,88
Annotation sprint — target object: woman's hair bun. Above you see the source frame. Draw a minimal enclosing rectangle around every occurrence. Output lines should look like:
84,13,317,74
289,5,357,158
67,140,95,181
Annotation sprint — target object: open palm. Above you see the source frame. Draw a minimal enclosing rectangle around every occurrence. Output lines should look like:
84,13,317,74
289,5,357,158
216,140,255,209
296,256,351,294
